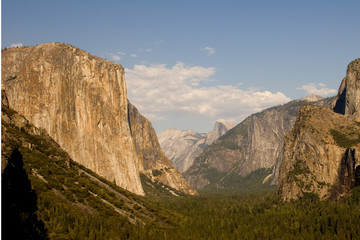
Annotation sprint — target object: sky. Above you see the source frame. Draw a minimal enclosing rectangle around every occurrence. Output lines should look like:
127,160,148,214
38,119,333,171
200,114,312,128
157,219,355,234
2,0,360,133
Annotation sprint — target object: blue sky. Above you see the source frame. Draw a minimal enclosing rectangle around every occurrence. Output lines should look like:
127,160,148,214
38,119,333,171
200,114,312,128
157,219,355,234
2,0,360,133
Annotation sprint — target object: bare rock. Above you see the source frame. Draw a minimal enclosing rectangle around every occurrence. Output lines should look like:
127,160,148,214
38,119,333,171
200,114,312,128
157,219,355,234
278,105,360,201
158,120,234,174
128,102,196,195
333,58,360,121
1,42,195,196
2,43,144,195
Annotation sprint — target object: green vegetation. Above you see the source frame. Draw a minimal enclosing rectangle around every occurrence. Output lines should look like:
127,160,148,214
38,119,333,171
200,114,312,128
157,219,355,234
220,140,241,150
286,158,313,190
140,173,186,200
216,118,249,150
202,167,224,184
2,108,174,239
152,189,360,239
287,159,311,179
1,105,17,117
3,105,360,239
203,168,277,193
151,169,162,177
2,148,48,239
330,128,360,148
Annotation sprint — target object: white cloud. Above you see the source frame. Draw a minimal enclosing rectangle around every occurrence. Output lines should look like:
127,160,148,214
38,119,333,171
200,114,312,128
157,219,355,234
130,53,138,58
203,46,216,56
126,62,291,124
106,51,126,62
10,43,24,48
297,83,337,97
111,55,122,61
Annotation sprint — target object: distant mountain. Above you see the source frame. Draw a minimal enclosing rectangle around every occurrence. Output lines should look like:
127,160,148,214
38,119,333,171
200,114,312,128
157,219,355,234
158,120,234,173
184,95,335,191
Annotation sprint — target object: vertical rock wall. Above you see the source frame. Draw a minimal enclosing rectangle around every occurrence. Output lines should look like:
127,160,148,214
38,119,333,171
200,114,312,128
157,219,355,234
278,105,360,201
128,102,197,195
2,43,145,195
333,58,360,121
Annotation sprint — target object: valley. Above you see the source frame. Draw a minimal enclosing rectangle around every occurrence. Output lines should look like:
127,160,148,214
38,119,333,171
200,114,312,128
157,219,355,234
2,113,360,239
1,43,360,239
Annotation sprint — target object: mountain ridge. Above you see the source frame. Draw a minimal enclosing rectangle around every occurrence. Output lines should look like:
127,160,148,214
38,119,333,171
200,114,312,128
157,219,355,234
158,120,234,173
184,96,335,190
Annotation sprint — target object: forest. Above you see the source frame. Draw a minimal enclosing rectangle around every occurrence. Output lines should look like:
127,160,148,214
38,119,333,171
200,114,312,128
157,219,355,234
153,189,360,239
2,104,360,240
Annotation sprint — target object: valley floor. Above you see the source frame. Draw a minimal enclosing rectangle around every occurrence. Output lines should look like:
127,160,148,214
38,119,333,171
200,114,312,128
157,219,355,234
147,189,360,240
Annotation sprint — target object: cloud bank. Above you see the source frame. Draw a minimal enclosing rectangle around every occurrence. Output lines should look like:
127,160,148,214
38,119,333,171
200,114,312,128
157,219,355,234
297,83,337,97
126,62,291,127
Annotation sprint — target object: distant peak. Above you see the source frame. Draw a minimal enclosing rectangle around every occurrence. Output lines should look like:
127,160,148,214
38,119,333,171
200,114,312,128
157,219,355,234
300,94,323,102
215,120,235,130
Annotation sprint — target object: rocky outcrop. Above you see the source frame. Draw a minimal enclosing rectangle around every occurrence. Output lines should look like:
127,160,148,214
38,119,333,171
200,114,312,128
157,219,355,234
184,97,334,190
128,103,196,195
1,43,195,196
158,120,234,173
333,58,360,121
278,105,360,201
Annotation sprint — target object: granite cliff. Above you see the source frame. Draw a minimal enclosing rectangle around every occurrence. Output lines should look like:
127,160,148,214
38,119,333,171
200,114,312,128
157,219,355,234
333,58,360,121
279,58,360,201
158,120,234,173
184,96,333,190
278,105,360,201
1,43,195,196
128,103,196,195
1,100,179,237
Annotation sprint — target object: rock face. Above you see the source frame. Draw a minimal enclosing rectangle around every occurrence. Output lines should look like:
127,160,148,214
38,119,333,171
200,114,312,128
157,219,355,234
184,97,334,190
158,129,206,173
278,105,360,201
205,120,235,146
128,103,196,195
1,43,195,196
333,58,360,121
158,120,234,173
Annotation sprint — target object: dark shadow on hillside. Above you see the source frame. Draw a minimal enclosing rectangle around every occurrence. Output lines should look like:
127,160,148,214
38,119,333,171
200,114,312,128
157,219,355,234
333,87,346,115
2,148,48,239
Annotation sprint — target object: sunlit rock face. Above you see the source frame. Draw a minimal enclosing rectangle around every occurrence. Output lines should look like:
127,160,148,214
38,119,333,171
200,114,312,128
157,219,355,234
333,58,360,121
184,96,334,190
278,58,360,201
278,105,360,201
128,102,197,195
1,42,196,196
2,43,145,195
